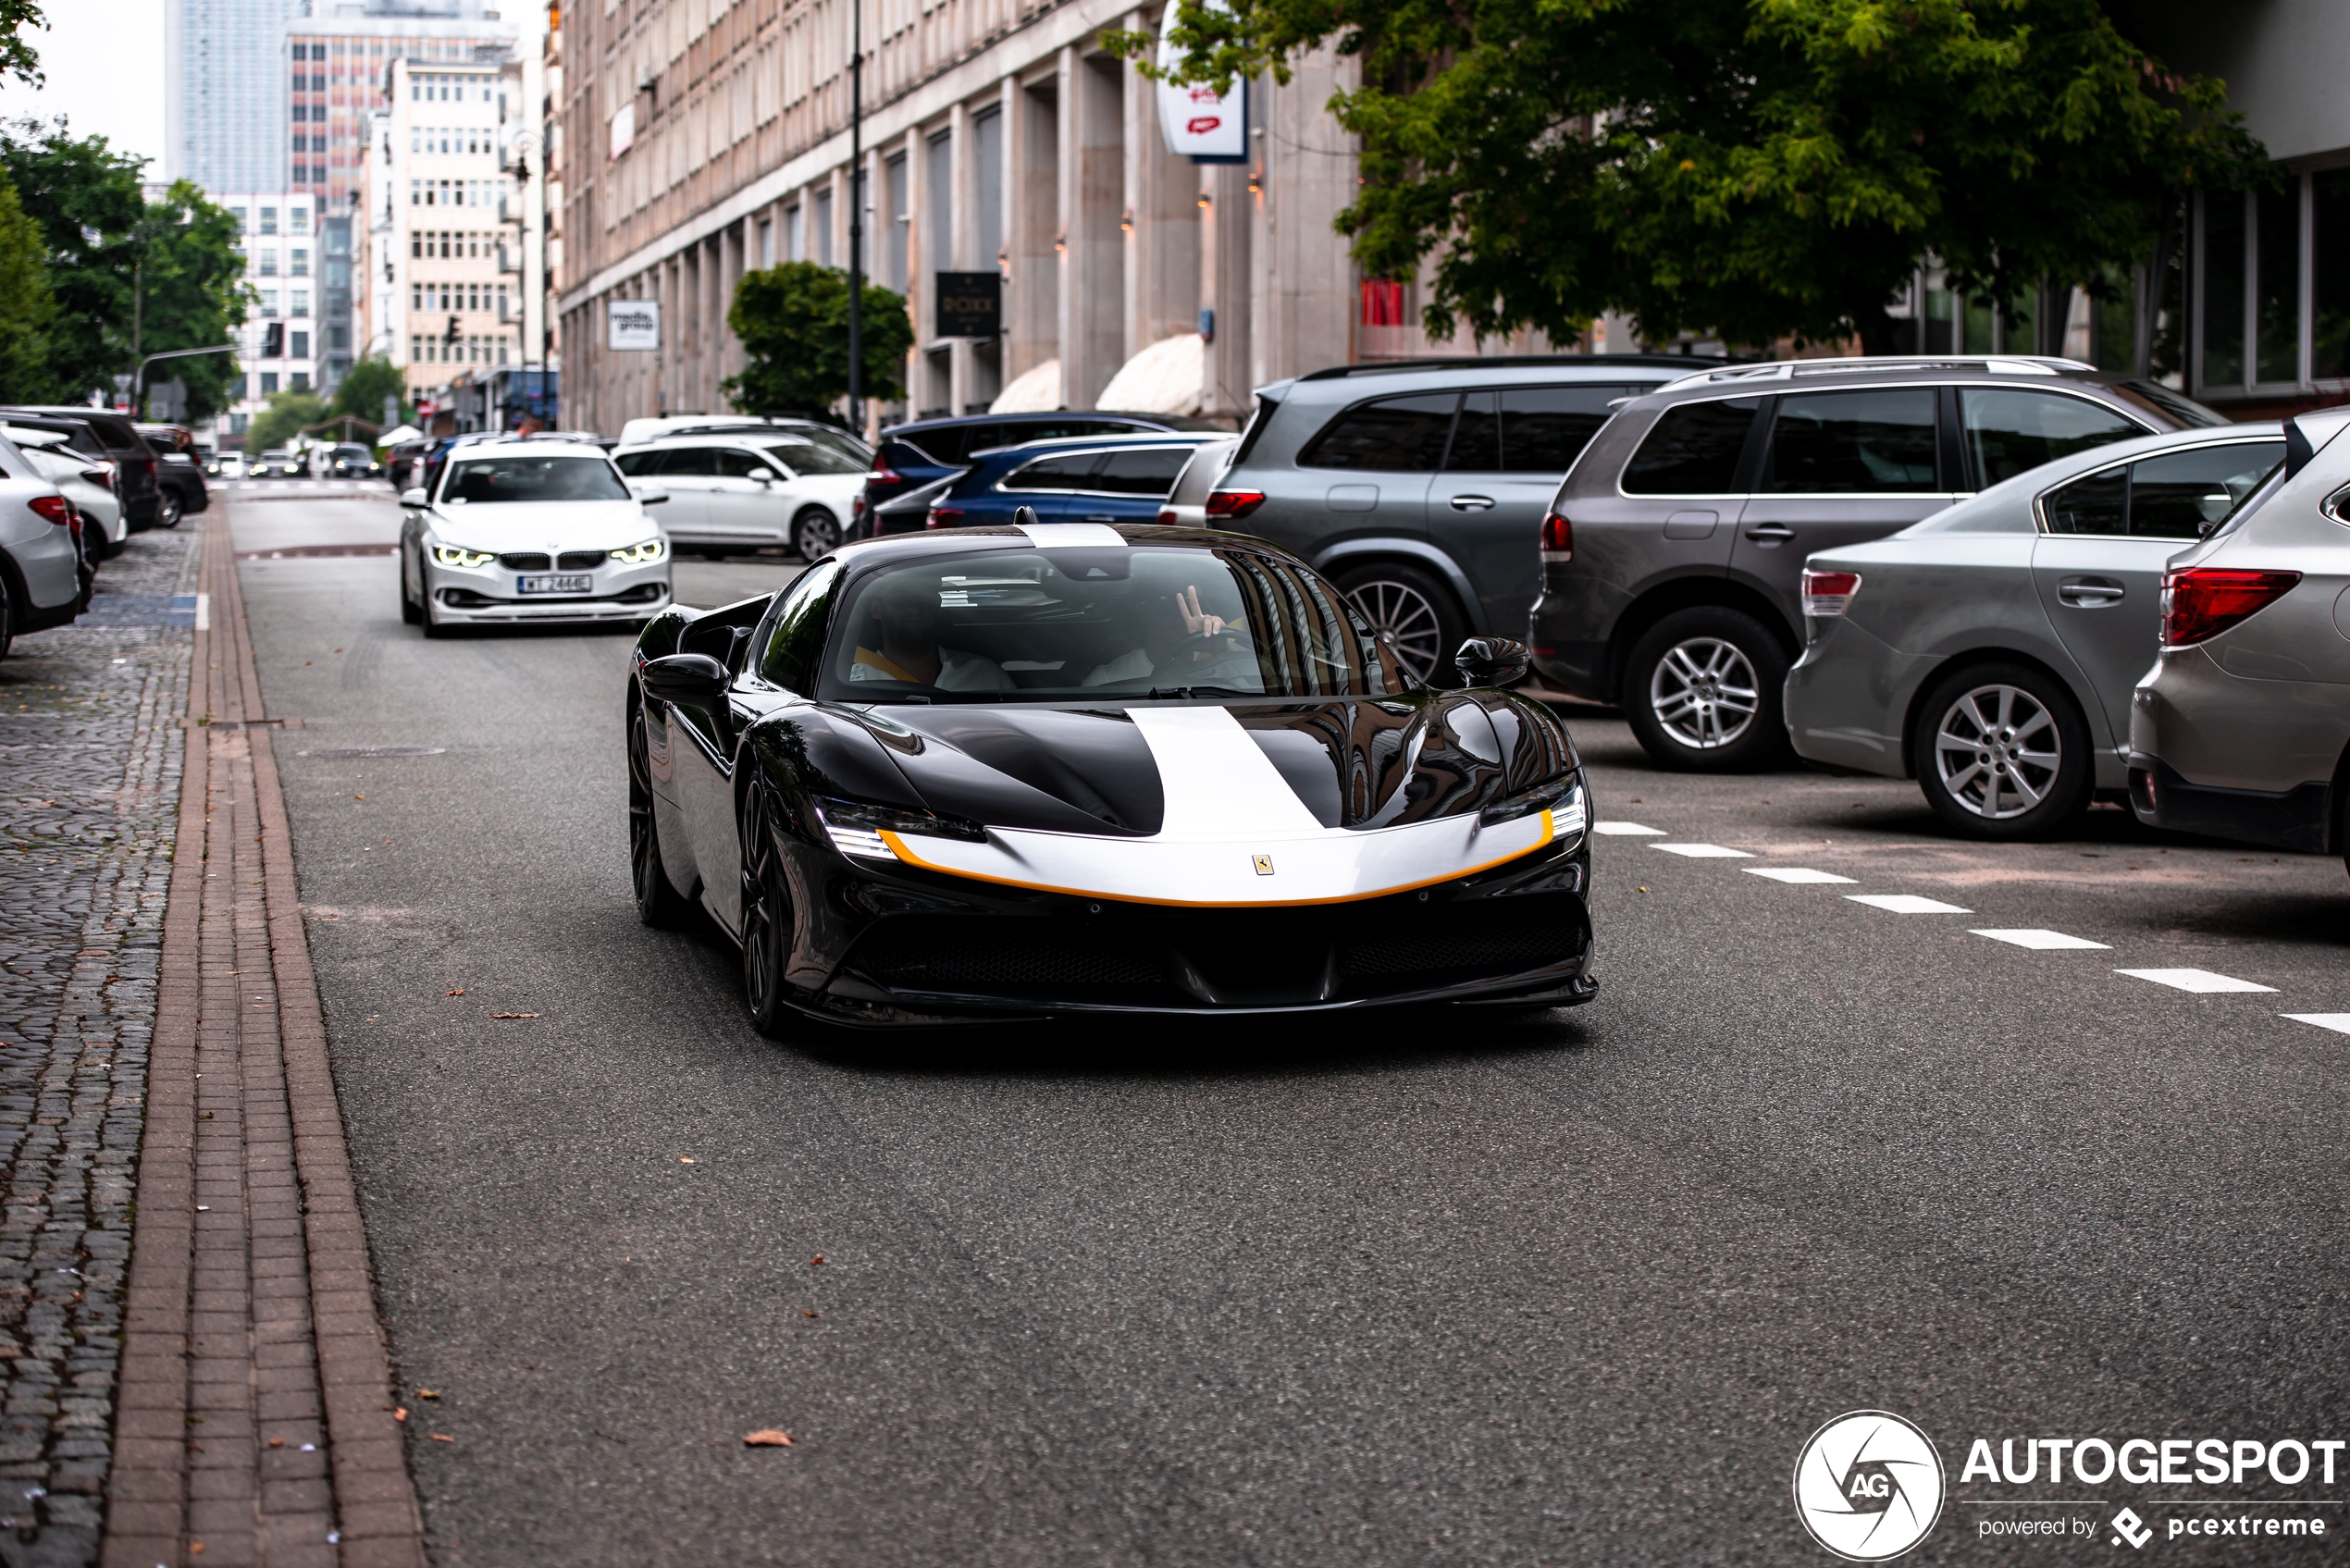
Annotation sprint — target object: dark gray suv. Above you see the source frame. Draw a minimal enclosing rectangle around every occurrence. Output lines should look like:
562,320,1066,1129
1210,356,1708,684
1528,357,2225,770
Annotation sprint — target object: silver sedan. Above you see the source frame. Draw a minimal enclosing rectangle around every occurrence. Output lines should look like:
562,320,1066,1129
2129,407,2350,870
1784,424,2282,838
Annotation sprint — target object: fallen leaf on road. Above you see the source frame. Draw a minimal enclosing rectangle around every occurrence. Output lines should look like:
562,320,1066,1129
490,1013,540,1019
743,1430,794,1447
429,1434,453,1442
802,1311,818,1318
678,1156,696,1164
444,989,464,997
268,1437,284,1448
353,794,365,801
393,1408,407,1422
415,1389,440,1400
810,1255,824,1266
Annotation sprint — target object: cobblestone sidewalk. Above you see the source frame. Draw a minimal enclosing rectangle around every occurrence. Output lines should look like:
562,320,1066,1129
0,526,196,1566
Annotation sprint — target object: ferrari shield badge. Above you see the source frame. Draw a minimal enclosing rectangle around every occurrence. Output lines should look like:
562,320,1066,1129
1252,855,1275,876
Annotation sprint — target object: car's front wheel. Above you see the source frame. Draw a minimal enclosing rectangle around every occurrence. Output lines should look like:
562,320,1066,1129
1911,662,2091,840
628,702,691,927
738,784,795,1037
1622,606,1792,772
156,490,183,529
794,507,841,562
399,549,422,624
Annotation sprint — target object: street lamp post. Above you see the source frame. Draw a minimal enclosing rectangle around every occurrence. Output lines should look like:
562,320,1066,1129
847,0,863,435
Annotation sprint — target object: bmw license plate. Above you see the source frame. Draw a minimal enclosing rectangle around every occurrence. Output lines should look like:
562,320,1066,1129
516,574,594,595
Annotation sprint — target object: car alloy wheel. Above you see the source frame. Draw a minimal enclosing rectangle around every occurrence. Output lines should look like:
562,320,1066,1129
1649,636,1759,750
794,508,840,562
627,702,689,927
400,549,423,624
156,490,183,528
738,784,795,1036
1931,683,2061,821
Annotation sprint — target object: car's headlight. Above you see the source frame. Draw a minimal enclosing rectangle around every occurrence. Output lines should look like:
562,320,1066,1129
1480,772,1586,838
808,796,986,859
432,544,496,568
612,537,666,565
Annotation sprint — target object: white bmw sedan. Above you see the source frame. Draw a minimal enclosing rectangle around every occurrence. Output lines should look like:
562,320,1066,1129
398,439,674,636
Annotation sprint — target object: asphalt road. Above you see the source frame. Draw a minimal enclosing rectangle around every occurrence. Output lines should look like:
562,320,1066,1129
229,486,2350,1565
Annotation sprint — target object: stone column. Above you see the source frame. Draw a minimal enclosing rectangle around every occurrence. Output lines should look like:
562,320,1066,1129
1008,71,1059,396
1252,52,1356,385
1202,159,1252,423
946,100,972,415
1123,23,1200,377
1060,46,1127,410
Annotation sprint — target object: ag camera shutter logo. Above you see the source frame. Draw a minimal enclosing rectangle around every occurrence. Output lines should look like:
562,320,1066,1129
1793,1411,1946,1561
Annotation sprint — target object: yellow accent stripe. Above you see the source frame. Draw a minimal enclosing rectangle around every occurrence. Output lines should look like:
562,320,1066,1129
874,809,1556,908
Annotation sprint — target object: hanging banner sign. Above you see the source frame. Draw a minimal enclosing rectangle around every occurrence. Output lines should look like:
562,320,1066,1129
1156,7,1246,164
607,299,660,352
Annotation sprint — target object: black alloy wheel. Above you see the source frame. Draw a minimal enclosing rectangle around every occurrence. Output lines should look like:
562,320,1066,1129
738,784,796,1037
794,507,841,562
1335,562,1466,689
1911,661,2092,841
627,701,691,926
156,490,184,529
1621,605,1794,772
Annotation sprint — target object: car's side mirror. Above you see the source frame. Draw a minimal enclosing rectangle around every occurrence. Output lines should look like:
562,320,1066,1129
1454,636,1532,688
639,653,731,704
399,487,427,508
631,484,671,505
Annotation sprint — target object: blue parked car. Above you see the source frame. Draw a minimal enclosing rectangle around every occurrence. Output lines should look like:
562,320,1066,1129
922,432,1230,530
855,411,1225,538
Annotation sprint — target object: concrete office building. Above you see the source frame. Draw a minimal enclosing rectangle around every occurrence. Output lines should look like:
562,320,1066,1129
166,0,304,192
288,5,523,216
209,192,324,446
551,0,1508,436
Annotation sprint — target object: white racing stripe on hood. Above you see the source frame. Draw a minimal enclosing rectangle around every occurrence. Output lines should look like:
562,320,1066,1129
1127,706,1322,836
1017,522,1127,549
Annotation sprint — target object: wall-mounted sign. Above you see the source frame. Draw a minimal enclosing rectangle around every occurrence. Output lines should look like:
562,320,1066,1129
935,272,1001,339
608,103,636,160
1156,7,1246,164
608,299,660,351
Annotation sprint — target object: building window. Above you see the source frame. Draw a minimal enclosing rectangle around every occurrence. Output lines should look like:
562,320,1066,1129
259,248,278,276
260,289,279,316
292,290,310,317
785,204,803,263
291,248,310,277
291,372,309,391
260,206,278,235
2188,169,2350,400
260,372,279,393
291,207,309,234
291,330,310,358
758,217,773,268
813,188,833,265
230,205,248,230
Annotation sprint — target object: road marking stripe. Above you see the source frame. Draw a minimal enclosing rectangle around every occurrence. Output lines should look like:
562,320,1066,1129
2282,1014,2350,1034
1593,821,1664,835
1970,929,2110,950
1742,867,1855,884
1845,894,1971,914
2115,969,2276,994
1651,843,1752,858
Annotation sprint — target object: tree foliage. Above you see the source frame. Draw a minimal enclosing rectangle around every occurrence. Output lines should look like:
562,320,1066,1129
244,389,328,455
1119,0,2269,350
0,2,44,91
723,262,915,423
0,168,54,400
0,117,142,398
134,180,248,422
332,355,410,428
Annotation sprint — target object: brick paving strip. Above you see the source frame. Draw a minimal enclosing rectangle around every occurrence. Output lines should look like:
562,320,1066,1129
103,508,427,1568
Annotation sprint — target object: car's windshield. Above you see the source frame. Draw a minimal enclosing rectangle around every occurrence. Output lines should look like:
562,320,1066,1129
815,546,1396,703
439,453,629,504
763,439,865,476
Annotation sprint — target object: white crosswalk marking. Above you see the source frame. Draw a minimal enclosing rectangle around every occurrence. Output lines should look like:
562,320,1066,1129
2116,969,2276,994
2282,1014,2350,1034
1593,821,1664,836
1970,929,2109,950
1845,894,1971,915
1651,843,1752,858
1742,867,1855,884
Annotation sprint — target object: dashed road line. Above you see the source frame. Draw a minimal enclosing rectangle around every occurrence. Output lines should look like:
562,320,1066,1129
2282,1014,2350,1034
1742,867,1856,884
2116,969,2277,994
1970,929,2110,950
1593,821,1664,835
1651,843,1752,858
1845,894,1972,915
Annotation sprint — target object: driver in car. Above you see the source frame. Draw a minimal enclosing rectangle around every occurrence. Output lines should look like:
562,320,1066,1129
848,576,1008,690
1083,586,1243,685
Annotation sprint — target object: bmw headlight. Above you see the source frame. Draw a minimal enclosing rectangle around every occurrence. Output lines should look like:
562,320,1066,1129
809,796,986,860
1479,772,1586,838
432,544,495,568
611,537,666,565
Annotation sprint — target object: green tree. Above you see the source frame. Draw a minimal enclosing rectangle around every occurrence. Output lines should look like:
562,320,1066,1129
244,389,328,455
0,117,143,400
0,2,45,90
723,262,915,423
331,355,410,429
1121,0,2268,352
0,168,55,400
133,180,248,422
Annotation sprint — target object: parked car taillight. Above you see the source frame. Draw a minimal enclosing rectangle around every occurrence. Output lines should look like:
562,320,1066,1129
1800,569,1861,617
28,494,72,526
925,504,965,529
2160,567,2301,647
1156,508,1177,525
1539,511,1573,563
1204,488,1265,521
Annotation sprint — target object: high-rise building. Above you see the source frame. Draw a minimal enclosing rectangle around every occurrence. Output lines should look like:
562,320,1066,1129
288,5,519,216
164,0,305,191
208,191,324,447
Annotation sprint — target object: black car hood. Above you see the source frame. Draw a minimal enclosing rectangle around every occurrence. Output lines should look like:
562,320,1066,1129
828,694,1577,838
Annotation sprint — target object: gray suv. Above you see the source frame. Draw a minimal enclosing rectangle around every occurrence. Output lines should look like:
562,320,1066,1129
1528,357,2224,770
1211,356,1708,684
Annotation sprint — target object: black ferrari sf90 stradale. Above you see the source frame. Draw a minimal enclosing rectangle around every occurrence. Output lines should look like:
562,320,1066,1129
626,521,1596,1031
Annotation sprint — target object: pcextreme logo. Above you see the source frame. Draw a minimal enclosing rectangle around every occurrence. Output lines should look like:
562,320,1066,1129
1793,1411,1948,1562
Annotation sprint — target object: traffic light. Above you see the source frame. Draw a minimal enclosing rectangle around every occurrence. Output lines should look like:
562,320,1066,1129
444,315,461,344
262,322,284,358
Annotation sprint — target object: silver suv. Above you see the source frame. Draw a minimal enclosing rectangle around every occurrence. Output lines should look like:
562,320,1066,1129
1211,356,1706,684
1528,356,2222,769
